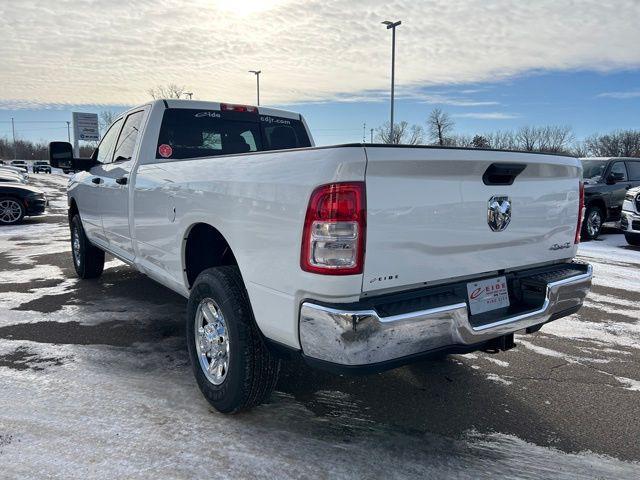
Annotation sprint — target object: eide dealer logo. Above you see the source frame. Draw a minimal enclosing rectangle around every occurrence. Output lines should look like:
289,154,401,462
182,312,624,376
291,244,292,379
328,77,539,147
487,195,512,232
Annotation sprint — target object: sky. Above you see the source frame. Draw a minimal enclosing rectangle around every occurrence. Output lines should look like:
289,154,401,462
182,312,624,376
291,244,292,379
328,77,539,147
0,0,639,146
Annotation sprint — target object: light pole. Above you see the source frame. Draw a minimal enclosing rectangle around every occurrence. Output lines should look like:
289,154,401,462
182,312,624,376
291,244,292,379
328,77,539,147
249,70,261,105
66,121,71,142
382,20,401,143
11,117,16,159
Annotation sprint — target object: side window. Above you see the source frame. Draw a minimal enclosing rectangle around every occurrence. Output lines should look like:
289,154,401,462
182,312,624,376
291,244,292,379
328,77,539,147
113,111,144,162
626,161,640,181
610,162,628,181
96,119,123,164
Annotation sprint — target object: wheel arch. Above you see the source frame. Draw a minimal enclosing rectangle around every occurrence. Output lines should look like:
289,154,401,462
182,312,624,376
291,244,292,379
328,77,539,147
182,222,239,289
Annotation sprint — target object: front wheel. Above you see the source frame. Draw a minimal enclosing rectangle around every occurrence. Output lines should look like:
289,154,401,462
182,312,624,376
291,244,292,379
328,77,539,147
187,266,280,414
0,197,25,225
70,214,105,279
624,232,640,246
582,205,604,240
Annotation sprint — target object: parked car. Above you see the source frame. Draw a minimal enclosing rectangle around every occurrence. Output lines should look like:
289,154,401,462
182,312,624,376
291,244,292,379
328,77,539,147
621,186,640,246
0,166,28,180
1,165,29,179
0,172,27,184
580,157,640,239
32,160,52,174
9,160,29,173
50,99,592,414
0,183,47,225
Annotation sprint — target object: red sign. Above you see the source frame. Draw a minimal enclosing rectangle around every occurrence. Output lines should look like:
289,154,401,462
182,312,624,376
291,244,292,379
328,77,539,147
158,144,173,158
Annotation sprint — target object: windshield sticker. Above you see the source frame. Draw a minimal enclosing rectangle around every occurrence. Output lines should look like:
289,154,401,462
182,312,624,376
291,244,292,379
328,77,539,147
260,116,291,125
195,111,221,118
158,144,173,158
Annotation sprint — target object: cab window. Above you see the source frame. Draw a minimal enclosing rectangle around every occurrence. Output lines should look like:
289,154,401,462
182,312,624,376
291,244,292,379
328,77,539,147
113,111,145,162
96,119,123,164
626,161,640,181
610,162,628,181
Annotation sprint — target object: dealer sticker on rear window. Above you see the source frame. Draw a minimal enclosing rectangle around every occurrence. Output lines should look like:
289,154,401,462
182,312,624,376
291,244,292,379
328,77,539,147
466,276,510,315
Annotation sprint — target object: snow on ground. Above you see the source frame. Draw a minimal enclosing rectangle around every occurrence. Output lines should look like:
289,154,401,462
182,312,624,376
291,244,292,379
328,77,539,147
1,175,639,478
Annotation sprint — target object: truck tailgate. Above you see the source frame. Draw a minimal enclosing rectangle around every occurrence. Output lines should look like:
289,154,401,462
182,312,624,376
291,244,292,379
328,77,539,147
362,146,581,294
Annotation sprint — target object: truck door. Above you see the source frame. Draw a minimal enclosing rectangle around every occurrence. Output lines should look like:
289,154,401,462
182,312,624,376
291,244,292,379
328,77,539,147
76,118,123,244
607,161,630,221
100,109,146,262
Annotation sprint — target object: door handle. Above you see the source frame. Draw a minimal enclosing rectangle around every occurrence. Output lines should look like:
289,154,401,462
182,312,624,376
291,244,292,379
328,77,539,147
91,177,102,185
115,176,128,185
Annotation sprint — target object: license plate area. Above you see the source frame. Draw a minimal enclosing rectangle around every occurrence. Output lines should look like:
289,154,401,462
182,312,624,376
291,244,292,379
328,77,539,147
466,275,510,316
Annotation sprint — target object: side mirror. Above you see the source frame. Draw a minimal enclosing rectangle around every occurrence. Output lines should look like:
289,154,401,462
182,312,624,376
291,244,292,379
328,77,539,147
49,141,73,170
606,172,625,184
48,141,97,172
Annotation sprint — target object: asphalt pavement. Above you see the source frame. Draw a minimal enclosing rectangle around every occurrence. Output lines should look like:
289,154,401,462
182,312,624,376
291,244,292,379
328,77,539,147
0,173,638,479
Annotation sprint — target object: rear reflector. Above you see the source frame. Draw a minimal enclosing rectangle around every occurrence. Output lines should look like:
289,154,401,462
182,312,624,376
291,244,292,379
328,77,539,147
301,182,366,275
220,103,257,113
575,181,584,244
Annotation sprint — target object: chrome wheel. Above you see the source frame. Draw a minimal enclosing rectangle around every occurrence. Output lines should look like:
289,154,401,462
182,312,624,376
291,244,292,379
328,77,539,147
587,209,602,237
195,298,230,385
71,225,81,267
0,199,23,224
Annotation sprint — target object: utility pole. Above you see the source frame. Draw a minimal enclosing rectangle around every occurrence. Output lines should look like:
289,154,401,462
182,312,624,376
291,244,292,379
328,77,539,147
249,70,261,105
382,20,401,143
11,117,16,159
362,122,366,142
66,121,71,142
370,128,374,143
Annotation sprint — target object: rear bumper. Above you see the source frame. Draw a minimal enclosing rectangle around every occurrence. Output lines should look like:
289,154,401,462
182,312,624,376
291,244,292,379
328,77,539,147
299,263,592,369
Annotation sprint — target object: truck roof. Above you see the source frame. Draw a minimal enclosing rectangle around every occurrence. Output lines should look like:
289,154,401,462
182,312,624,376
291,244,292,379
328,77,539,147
150,99,302,120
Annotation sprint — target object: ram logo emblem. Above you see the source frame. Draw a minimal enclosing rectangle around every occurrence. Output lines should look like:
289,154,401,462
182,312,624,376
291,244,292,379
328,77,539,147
487,196,512,232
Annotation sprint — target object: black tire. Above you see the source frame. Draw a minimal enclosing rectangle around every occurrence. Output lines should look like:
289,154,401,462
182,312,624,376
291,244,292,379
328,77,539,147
70,214,104,279
582,205,604,240
625,232,640,246
187,266,280,414
0,197,25,225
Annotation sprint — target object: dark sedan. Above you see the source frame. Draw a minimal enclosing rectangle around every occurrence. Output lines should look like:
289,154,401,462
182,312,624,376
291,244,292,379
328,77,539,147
0,183,47,225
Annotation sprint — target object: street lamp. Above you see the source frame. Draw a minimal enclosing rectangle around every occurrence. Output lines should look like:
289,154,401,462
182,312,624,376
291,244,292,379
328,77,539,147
249,70,261,105
382,20,401,143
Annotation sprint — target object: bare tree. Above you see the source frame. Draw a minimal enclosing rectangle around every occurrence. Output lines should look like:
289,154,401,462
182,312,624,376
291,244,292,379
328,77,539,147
148,83,188,100
583,130,640,157
375,121,424,145
99,110,118,133
426,108,455,146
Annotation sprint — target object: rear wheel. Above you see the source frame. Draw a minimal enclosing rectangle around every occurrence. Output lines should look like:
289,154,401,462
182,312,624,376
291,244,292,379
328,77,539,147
187,266,280,413
624,232,640,246
0,197,25,225
582,205,604,240
70,214,104,279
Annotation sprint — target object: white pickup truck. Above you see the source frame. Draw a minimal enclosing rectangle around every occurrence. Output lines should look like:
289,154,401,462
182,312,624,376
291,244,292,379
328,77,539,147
49,100,592,413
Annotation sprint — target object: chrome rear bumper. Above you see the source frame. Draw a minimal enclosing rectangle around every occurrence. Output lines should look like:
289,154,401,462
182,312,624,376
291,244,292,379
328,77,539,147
299,264,592,367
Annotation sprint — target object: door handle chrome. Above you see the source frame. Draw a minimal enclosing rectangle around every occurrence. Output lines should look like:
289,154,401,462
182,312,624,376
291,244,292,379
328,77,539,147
91,177,102,185
115,176,128,185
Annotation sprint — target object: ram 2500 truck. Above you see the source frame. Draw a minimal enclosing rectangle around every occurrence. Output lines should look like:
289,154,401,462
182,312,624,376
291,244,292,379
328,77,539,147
49,100,592,413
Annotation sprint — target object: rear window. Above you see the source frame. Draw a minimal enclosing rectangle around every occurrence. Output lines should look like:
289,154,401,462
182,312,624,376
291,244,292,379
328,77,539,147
156,109,311,160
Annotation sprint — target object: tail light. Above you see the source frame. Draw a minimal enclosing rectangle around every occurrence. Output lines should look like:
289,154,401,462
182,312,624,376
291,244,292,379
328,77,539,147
575,181,584,244
301,182,366,275
220,103,257,113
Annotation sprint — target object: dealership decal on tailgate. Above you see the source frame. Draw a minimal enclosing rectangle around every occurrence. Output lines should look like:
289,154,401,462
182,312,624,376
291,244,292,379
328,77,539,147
466,276,510,315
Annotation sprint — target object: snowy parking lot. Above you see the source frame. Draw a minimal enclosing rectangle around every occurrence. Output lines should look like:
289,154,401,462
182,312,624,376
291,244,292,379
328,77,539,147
1,173,639,479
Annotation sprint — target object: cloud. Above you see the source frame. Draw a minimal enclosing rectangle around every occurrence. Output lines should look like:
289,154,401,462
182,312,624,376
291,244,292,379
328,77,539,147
0,0,639,107
453,112,520,120
597,90,640,99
